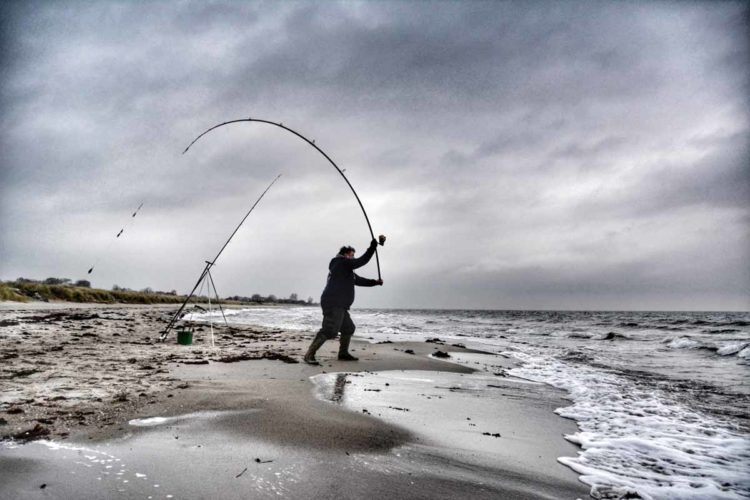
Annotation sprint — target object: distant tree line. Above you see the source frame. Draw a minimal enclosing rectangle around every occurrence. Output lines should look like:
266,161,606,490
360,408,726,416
226,292,316,306
112,284,178,295
17,277,93,288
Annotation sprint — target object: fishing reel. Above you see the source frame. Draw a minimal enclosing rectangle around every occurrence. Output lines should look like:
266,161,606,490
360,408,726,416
379,234,386,246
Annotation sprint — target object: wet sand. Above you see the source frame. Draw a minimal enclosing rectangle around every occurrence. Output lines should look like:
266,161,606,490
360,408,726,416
0,303,589,499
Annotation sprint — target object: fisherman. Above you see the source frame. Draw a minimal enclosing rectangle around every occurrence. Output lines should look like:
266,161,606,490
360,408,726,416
304,235,385,365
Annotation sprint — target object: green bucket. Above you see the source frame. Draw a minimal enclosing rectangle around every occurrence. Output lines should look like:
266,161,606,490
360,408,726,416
177,329,193,345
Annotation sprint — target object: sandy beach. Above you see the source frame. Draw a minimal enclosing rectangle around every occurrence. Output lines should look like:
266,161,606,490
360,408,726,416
0,302,589,499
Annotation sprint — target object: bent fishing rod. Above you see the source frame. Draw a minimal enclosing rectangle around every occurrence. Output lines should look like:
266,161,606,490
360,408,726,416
182,117,383,280
159,174,282,341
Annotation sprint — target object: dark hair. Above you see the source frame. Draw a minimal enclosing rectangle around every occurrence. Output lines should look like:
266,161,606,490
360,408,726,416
338,245,355,255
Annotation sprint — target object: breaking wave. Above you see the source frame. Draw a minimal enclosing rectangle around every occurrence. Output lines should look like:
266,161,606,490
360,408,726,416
665,336,750,358
511,352,750,500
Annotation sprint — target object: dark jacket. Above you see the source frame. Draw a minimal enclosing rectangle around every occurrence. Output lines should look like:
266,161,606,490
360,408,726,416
320,240,379,309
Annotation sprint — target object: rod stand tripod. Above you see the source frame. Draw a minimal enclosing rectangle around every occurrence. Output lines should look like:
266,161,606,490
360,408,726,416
199,261,229,348
160,260,229,345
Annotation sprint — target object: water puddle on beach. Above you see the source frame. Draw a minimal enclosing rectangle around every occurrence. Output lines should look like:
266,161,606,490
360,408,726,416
310,358,585,494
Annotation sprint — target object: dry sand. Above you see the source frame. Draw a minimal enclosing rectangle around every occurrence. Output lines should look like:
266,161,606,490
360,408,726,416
0,302,304,443
0,303,590,499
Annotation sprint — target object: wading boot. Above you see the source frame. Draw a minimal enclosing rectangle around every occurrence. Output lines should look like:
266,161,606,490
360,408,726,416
304,333,327,365
338,335,359,361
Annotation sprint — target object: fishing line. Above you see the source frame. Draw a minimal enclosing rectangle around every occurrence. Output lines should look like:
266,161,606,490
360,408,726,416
87,202,144,275
182,117,383,279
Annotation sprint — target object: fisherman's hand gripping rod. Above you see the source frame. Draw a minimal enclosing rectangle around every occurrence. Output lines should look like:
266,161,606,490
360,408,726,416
182,117,384,279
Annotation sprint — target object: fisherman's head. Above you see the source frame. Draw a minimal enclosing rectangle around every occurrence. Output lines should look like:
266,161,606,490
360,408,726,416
338,245,355,259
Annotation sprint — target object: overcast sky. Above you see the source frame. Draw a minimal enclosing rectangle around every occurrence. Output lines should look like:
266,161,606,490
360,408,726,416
1,1,748,311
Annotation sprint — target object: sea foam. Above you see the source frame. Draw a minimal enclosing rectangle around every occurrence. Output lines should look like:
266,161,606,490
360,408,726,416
510,352,750,499
666,336,701,349
717,341,749,356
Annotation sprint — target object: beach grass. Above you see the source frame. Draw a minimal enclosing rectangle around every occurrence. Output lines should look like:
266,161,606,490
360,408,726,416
0,280,223,305
0,283,30,302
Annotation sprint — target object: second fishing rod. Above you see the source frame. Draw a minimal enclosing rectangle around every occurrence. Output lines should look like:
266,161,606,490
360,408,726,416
160,173,282,341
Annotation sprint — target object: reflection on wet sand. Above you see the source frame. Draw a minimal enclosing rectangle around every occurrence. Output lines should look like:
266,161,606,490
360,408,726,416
330,373,348,403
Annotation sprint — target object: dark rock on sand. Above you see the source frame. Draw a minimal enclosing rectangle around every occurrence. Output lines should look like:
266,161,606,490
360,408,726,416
11,423,50,442
217,351,298,364
621,492,643,499
218,354,259,363
8,368,39,378
601,332,628,340
262,352,299,364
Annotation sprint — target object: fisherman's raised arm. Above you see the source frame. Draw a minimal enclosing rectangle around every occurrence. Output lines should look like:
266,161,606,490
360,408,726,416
347,239,378,269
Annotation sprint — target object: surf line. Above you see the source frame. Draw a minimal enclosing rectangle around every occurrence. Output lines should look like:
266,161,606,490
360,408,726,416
159,174,282,341
182,117,384,280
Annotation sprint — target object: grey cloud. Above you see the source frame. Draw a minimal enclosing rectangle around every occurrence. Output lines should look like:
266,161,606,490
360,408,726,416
552,136,630,162
1,1,748,310
392,238,750,309
571,131,750,219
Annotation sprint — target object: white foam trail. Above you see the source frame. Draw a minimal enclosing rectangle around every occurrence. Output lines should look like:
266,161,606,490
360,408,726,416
37,440,118,459
128,417,170,427
183,308,244,321
128,410,256,428
717,341,749,356
666,336,701,349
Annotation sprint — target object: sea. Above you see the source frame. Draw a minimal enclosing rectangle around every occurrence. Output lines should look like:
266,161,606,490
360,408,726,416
191,306,750,499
